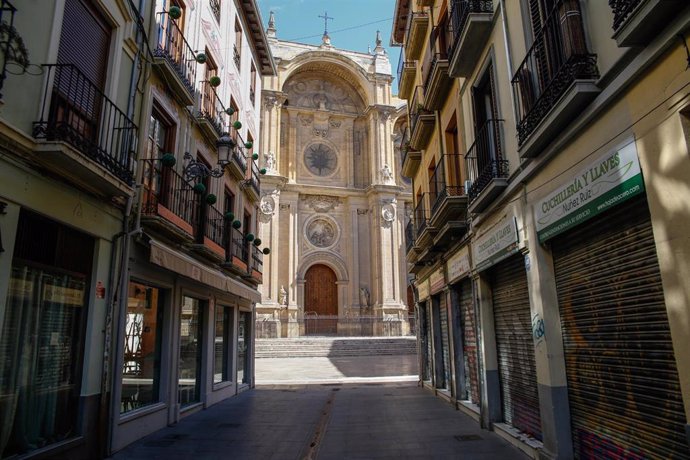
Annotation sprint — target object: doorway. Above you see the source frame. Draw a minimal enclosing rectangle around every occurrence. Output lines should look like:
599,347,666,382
304,264,338,335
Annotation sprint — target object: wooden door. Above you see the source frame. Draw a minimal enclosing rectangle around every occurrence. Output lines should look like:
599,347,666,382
304,264,337,335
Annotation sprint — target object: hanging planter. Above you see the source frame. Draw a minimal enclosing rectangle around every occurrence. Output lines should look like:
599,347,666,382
209,76,221,87
161,153,176,167
224,211,235,221
252,153,259,160
253,238,262,246
169,6,182,19
262,248,271,255
196,53,207,64
232,219,242,229
233,120,242,130
245,233,255,242
205,194,217,205
193,183,206,194
244,141,253,149
259,168,267,175
225,107,235,116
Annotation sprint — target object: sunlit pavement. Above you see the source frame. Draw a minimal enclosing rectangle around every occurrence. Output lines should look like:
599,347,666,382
109,383,527,460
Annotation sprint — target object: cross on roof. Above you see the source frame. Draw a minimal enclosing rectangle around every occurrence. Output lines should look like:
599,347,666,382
318,11,333,35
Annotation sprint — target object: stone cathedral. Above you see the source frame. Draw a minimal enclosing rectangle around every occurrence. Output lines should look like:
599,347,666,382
256,14,412,337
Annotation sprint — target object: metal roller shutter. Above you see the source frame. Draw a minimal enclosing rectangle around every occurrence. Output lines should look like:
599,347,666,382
553,198,689,459
491,255,542,440
422,302,433,382
439,295,451,389
460,278,480,404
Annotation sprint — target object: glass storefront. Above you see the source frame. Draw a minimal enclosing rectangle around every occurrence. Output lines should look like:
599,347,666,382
179,296,203,406
237,311,251,384
121,281,164,413
214,306,232,384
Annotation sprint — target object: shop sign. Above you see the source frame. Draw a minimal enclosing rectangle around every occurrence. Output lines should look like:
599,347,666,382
473,216,519,272
429,267,445,295
416,278,430,301
536,140,644,242
447,246,470,283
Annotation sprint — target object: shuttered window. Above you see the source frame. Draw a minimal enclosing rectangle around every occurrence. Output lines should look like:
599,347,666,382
553,198,689,459
491,255,542,440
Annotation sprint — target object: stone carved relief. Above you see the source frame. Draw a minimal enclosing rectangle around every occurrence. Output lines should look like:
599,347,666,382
302,195,341,212
304,143,337,176
306,217,338,248
283,77,363,114
380,164,393,183
260,195,275,215
298,114,313,126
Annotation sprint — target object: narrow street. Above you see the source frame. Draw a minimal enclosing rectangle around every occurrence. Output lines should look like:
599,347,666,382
110,382,526,460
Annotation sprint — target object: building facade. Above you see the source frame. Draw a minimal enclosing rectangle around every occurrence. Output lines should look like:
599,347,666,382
393,0,690,458
0,0,274,457
256,16,412,338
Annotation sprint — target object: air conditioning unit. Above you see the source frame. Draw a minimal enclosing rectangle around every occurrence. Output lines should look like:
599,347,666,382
464,179,472,195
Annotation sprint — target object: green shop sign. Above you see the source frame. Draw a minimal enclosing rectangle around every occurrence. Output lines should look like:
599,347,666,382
536,140,644,242
473,216,519,272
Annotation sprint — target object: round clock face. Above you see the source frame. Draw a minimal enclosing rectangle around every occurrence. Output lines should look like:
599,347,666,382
304,143,337,176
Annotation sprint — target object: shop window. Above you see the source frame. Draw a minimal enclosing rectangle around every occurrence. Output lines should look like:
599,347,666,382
121,281,164,413
179,296,204,406
0,210,93,458
214,306,233,384
237,311,251,384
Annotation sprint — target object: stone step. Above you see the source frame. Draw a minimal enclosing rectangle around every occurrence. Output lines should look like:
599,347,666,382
255,337,418,358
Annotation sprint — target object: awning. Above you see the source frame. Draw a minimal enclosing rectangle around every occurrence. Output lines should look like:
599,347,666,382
149,238,260,303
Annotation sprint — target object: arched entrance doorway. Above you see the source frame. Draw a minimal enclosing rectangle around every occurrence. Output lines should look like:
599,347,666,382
304,264,338,335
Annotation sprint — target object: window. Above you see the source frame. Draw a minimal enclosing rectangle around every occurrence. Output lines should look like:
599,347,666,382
229,97,239,142
234,18,242,70
179,296,204,406
214,306,233,383
224,188,235,215
237,311,251,384
121,281,164,413
144,106,175,206
202,50,218,120
250,62,256,105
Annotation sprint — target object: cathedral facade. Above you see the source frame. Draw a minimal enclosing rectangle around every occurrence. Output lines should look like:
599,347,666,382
256,16,412,337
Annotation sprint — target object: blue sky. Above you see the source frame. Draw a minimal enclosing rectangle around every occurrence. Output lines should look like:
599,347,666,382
256,0,401,93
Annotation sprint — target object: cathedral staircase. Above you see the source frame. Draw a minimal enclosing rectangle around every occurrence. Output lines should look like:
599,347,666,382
255,336,417,358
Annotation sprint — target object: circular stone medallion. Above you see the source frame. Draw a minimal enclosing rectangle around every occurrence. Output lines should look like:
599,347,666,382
306,217,337,248
304,143,337,176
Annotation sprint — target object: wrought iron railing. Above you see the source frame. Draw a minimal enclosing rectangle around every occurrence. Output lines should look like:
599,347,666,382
449,0,493,54
232,144,247,175
400,128,413,165
396,49,416,89
0,0,18,98
33,64,138,185
249,87,255,105
199,202,224,247
464,119,508,202
404,11,428,49
430,154,465,215
414,193,429,235
210,0,220,23
251,245,263,275
231,227,249,264
609,0,643,31
405,219,416,253
141,159,197,227
409,86,431,137
249,160,260,196
511,0,598,145
155,11,197,94
233,45,241,70
198,80,226,137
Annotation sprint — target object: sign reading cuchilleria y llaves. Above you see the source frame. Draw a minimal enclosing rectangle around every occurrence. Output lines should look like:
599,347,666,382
416,278,430,301
473,216,519,272
429,267,445,295
446,245,470,283
535,140,644,242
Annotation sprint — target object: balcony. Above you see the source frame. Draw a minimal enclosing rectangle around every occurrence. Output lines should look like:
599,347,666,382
141,159,196,240
449,0,494,78
154,11,197,106
250,245,263,283
224,227,250,275
190,202,225,261
609,0,681,47
397,52,416,100
401,140,422,178
250,87,256,106
511,0,599,157
233,45,241,70
225,143,248,180
409,86,435,150
405,219,416,256
210,0,220,23
244,160,261,202
465,119,508,214
197,81,226,142
32,64,137,196
428,154,468,248
405,11,430,60
414,193,437,251
423,28,452,110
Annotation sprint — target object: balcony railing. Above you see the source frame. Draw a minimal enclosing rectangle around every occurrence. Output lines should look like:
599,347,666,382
511,0,598,146
231,228,249,264
609,0,643,31
141,159,196,227
155,11,197,94
450,0,493,49
232,144,247,174
430,154,465,215
198,202,225,248
405,219,416,253
410,86,430,136
465,119,508,202
249,160,260,196
233,45,241,70
414,194,429,236
210,0,220,23
198,80,226,138
249,87,256,105
251,245,263,275
32,64,137,185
